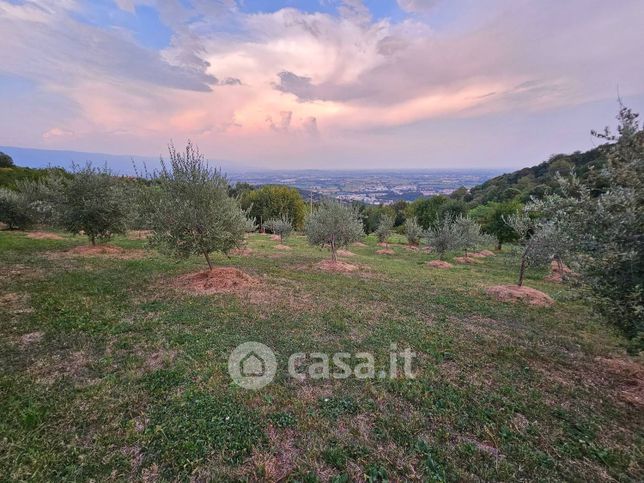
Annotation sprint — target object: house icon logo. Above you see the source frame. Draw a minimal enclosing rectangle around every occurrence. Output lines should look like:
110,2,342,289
228,342,277,390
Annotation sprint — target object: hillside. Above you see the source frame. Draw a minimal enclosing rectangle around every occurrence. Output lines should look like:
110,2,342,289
462,144,609,205
1,230,641,480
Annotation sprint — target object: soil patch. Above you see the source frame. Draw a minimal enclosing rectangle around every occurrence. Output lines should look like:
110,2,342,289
352,242,367,247
486,285,554,307
427,260,453,269
336,249,355,257
25,231,63,240
596,356,644,407
230,247,254,256
20,331,44,345
455,256,479,264
545,260,576,283
274,244,292,251
316,260,359,273
174,267,259,294
270,234,281,241
478,250,495,257
376,248,395,255
468,252,487,258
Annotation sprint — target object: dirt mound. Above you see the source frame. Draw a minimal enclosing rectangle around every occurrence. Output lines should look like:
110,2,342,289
427,260,453,269
404,245,420,251
230,247,254,256
316,260,358,272
274,244,292,250
376,242,389,247
376,249,395,255
352,242,367,247
336,249,355,257
26,231,63,240
596,356,644,407
455,256,479,264
65,244,147,259
545,260,575,283
486,285,554,306
478,250,495,257
175,268,258,294
468,252,487,258
270,234,281,241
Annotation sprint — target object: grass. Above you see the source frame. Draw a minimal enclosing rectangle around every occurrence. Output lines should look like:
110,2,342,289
0,229,642,481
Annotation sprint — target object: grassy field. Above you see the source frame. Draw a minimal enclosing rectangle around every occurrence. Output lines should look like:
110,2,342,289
0,230,642,481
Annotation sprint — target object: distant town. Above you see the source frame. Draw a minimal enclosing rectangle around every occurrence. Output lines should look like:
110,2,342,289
229,169,500,204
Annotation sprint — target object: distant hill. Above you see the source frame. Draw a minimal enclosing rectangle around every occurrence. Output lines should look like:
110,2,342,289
0,146,255,175
461,144,609,205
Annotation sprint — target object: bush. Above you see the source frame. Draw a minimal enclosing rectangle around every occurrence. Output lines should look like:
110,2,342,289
59,164,129,245
305,200,364,261
264,214,293,242
241,185,306,229
0,188,32,229
375,214,394,243
147,141,246,270
404,217,423,245
470,200,522,249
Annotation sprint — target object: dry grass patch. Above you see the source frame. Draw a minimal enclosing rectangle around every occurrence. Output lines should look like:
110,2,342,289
20,331,44,346
376,248,395,255
544,260,576,283
455,256,480,264
126,230,153,240
59,244,149,259
336,249,355,257
315,260,359,273
427,260,453,269
596,356,644,407
274,244,292,251
486,285,554,306
25,231,64,240
229,247,254,256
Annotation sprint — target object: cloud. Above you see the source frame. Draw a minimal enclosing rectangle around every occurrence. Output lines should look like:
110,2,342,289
1,0,643,169
396,0,440,13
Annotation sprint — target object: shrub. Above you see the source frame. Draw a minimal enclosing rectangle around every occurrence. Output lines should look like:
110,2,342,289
470,200,522,249
404,217,423,245
147,141,247,270
305,200,364,261
375,214,394,244
241,185,306,229
264,214,293,242
59,164,128,245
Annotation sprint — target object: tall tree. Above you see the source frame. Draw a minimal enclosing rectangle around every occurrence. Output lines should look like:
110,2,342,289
305,200,364,262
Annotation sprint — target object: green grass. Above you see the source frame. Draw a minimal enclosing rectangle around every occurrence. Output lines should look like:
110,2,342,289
0,230,642,481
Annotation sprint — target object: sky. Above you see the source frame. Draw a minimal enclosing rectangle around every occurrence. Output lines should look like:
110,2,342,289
1,0,643,170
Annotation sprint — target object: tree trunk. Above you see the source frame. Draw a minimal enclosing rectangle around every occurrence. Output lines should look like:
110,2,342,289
518,252,527,286
90,235,96,246
203,250,213,271
331,234,337,262
497,240,502,251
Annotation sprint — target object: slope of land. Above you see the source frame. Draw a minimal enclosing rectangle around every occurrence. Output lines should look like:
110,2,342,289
0,231,641,480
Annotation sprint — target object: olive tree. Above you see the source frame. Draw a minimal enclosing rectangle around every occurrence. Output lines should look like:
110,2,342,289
531,104,643,341
264,214,293,242
424,215,460,259
148,141,247,270
453,216,494,256
305,200,364,262
0,188,32,229
404,217,423,246
59,164,129,245
375,214,394,244
504,213,566,287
